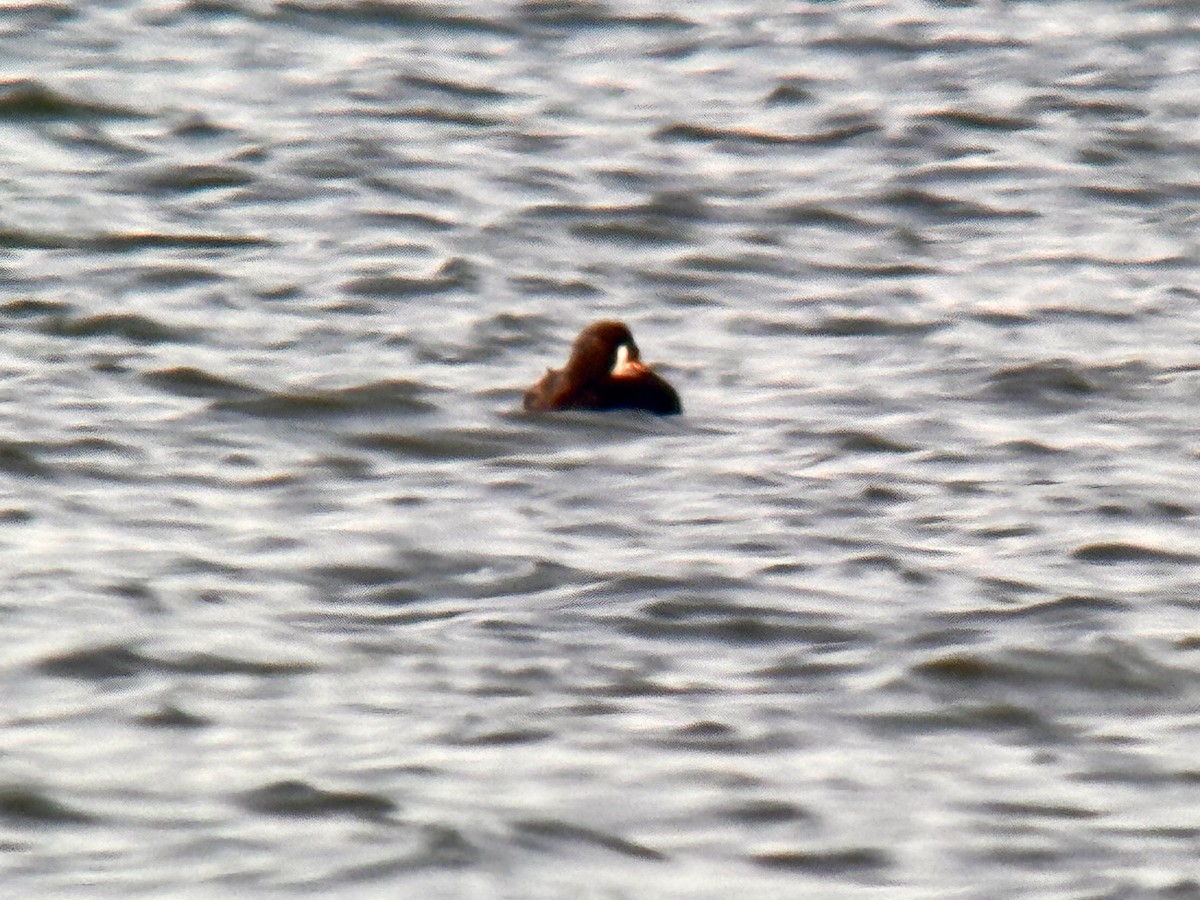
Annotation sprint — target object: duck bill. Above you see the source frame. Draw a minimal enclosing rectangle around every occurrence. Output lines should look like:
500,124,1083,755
610,344,649,379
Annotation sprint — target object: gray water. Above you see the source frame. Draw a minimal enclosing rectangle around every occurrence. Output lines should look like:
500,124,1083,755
3,1,1200,897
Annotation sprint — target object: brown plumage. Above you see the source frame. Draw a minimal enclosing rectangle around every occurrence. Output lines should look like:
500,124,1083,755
523,320,682,415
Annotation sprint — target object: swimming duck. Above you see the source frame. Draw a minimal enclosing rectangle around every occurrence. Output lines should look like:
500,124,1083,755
523,320,681,415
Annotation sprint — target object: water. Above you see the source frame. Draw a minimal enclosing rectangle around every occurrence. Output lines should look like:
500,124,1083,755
3,1,1200,896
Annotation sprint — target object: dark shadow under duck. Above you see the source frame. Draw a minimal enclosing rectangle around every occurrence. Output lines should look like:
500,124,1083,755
523,320,682,415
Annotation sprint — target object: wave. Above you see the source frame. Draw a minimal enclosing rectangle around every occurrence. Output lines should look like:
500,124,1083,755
343,258,477,298
0,79,144,121
655,120,879,148
214,379,437,418
1072,542,1199,564
0,786,95,825
37,642,315,680
237,780,396,820
37,312,192,344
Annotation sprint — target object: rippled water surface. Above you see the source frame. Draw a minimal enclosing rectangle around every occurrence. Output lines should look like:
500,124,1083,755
4,1,1200,896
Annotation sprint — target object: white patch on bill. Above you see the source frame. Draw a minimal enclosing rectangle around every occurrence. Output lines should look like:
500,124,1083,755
612,344,635,376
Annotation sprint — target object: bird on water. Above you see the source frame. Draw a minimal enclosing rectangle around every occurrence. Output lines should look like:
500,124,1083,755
523,320,682,415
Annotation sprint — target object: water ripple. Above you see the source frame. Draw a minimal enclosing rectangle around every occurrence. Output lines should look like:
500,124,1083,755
214,380,436,418
37,312,193,344
343,258,477,298
275,0,516,34
237,780,396,821
0,78,143,120
0,787,95,825
655,120,879,148
513,819,666,861
37,643,316,679
1072,543,1199,565
752,846,891,876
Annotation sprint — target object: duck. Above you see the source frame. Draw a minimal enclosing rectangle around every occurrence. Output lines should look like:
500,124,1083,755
523,320,682,415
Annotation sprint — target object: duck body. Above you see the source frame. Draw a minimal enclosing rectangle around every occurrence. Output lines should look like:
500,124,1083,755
523,320,681,415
